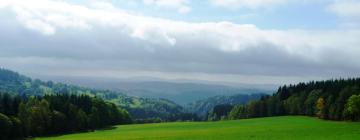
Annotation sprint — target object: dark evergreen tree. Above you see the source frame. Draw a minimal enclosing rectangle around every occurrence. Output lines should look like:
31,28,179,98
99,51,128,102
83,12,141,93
0,93,131,139
227,78,360,122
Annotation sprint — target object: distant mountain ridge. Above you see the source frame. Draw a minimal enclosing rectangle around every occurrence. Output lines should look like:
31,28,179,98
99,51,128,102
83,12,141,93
0,68,272,120
115,81,271,105
32,75,274,105
0,68,183,120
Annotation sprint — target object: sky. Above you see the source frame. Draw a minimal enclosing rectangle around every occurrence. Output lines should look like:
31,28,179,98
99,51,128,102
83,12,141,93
0,0,360,85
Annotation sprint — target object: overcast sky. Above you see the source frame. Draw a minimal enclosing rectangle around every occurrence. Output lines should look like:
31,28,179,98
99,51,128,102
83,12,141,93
0,0,360,85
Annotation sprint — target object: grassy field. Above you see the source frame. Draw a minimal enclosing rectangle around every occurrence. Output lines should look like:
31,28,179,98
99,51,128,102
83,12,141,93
38,116,360,140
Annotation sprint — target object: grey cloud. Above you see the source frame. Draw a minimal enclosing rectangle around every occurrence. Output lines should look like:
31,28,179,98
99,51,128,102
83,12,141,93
0,0,360,85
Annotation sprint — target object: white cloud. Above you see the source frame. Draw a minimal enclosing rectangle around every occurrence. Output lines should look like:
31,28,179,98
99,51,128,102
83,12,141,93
209,0,285,9
328,0,360,18
0,0,360,84
143,0,191,13
2,0,359,59
23,19,56,35
5,0,93,35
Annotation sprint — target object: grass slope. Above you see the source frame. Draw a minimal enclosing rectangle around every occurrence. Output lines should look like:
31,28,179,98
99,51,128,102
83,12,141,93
38,116,360,140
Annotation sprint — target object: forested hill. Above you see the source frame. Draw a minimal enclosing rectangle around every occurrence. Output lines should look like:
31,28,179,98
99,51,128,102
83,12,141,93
228,78,360,121
0,93,131,139
0,68,183,120
0,68,112,96
186,93,265,117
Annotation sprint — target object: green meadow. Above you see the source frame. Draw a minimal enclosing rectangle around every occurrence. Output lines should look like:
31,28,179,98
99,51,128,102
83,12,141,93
38,116,360,140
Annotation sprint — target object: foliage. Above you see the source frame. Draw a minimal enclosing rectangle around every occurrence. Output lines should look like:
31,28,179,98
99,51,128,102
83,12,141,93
114,97,184,120
228,105,247,120
316,97,325,119
0,113,13,139
207,104,233,121
186,93,264,118
0,93,131,139
227,78,360,121
344,94,360,121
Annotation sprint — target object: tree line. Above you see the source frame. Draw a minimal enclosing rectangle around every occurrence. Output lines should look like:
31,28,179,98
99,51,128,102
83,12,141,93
0,93,131,139
226,78,360,121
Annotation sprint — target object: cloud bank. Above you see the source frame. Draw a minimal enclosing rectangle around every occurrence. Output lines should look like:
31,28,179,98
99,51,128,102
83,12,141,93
328,0,360,18
0,0,360,85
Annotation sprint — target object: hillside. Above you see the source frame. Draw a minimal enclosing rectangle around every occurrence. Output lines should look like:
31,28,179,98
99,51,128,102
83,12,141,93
35,75,274,105
112,81,271,105
186,93,265,117
0,68,183,120
109,95,183,119
37,116,360,140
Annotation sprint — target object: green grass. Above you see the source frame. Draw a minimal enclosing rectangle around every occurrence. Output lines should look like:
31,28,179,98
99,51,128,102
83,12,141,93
38,116,360,140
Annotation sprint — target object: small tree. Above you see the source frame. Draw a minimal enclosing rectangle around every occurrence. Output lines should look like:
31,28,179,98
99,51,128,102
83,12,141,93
89,107,100,131
316,97,325,119
51,110,67,134
228,105,248,120
76,109,88,130
18,102,30,136
29,99,52,136
344,94,360,121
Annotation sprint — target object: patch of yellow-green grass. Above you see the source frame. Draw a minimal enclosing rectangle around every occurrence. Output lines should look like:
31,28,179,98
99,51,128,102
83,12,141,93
38,116,360,140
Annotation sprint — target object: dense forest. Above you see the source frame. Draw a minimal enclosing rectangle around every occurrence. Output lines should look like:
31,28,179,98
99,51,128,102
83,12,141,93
110,96,186,121
186,93,264,119
226,78,360,121
0,93,131,139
